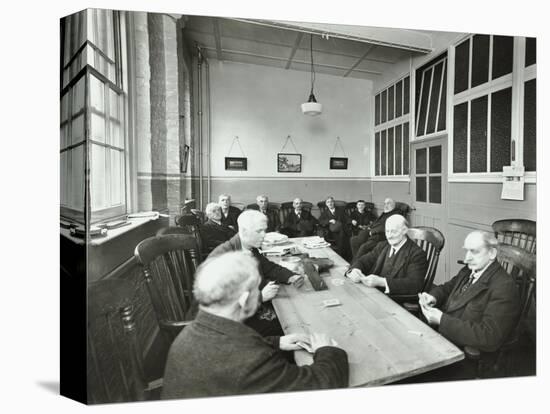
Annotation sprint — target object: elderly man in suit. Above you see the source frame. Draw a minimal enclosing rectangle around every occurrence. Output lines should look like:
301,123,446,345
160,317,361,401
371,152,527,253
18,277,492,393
318,196,350,260
346,214,428,298
248,194,281,233
218,193,241,231
280,197,318,237
200,202,236,254
350,197,401,260
209,210,304,336
161,251,349,399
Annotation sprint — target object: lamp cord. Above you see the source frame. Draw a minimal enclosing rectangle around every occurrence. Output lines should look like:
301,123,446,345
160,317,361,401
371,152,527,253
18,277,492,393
310,34,315,95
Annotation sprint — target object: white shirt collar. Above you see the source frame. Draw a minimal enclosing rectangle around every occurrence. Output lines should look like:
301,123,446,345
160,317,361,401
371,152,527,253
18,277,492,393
471,260,494,284
390,237,408,255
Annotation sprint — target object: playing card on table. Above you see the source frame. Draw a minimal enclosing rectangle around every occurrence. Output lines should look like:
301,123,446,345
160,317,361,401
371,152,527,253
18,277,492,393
322,298,341,307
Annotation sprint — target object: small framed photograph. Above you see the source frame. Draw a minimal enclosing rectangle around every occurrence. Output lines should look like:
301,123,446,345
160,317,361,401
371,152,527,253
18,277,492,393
225,157,248,171
330,157,348,170
278,153,302,173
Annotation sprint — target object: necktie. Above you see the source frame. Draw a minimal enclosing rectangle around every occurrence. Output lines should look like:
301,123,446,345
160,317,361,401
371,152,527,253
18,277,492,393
388,247,396,258
460,273,476,293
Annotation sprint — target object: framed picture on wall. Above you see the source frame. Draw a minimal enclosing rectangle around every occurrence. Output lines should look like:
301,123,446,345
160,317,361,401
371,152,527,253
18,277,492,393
180,144,190,173
278,153,302,173
225,157,248,171
330,157,348,170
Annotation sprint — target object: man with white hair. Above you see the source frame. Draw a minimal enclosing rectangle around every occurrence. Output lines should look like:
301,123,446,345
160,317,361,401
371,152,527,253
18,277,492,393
281,197,318,237
346,214,428,298
161,251,348,399
248,194,281,232
218,193,241,231
200,202,236,254
350,197,401,260
209,210,304,336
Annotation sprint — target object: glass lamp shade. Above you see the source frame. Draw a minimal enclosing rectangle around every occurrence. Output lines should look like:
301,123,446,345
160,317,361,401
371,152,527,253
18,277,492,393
301,102,323,116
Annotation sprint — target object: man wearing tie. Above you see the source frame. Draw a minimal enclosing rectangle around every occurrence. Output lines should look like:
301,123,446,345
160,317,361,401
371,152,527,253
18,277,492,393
218,194,241,231
281,198,318,237
346,214,428,298
250,195,281,233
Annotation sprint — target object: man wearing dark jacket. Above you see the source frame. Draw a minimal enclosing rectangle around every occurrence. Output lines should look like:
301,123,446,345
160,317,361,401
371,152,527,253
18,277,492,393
346,214,428,298
200,202,236,254
318,196,350,260
280,197,318,237
350,197,401,260
209,210,304,336
219,193,241,231
349,199,375,236
161,251,348,399
247,194,281,233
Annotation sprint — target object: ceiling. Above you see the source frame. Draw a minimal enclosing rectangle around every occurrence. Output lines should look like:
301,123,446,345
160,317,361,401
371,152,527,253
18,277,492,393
182,16,436,81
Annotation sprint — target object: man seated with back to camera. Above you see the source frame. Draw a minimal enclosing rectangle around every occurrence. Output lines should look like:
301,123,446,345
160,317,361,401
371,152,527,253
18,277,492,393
200,202,236,254
209,210,304,337
218,193,241,231
318,196,351,260
349,199,375,236
350,197,401,260
345,215,428,300
280,197,318,237
404,230,521,381
161,251,349,399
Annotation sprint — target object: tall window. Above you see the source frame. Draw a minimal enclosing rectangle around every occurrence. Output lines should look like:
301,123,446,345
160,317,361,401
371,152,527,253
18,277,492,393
451,35,536,177
60,10,127,223
374,75,410,176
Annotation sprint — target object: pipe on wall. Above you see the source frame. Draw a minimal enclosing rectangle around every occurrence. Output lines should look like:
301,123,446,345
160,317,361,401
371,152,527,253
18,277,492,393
196,46,203,210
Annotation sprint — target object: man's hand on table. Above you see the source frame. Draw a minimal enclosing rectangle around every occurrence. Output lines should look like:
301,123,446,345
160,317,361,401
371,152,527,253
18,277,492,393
279,333,311,351
288,274,305,288
420,301,443,326
346,268,364,283
261,281,279,302
360,274,386,288
418,292,437,307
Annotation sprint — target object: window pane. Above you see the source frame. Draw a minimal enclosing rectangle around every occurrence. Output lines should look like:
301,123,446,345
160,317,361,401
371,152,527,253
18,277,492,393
490,87,512,171
416,148,427,174
72,76,85,115
109,89,123,147
453,102,468,173
388,128,394,175
417,67,432,137
71,114,85,144
375,94,380,125
110,150,124,205
375,132,380,175
416,177,427,202
381,90,387,123
437,66,447,131
404,76,410,114
429,145,442,174
395,124,402,175
470,95,488,172
525,37,536,67
61,125,68,149
388,85,395,121
381,130,387,175
90,75,105,112
396,80,403,118
61,94,69,123
91,112,106,143
426,61,443,134
472,34,490,88
71,145,85,211
403,122,410,174
492,35,514,80
524,79,536,171
91,144,107,210
454,38,470,94
429,176,442,204
60,152,68,206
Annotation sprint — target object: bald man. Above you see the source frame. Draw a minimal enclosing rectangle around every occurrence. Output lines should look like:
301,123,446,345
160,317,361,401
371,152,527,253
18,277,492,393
346,215,428,298
280,198,318,237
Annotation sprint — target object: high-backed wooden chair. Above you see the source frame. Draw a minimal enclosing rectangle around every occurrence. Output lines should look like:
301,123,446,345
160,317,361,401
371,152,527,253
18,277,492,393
280,201,313,224
174,214,205,257
316,200,347,216
394,201,411,218
492,219,536,254
465,244,536,377
87,279,156,403
398,227,445,312
245,201,281,212
134,234,201,343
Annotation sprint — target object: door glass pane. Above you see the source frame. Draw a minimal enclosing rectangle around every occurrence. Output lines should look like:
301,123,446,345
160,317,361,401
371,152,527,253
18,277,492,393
416,177,427,202
395,124,402,175
375,132,380,175
490,87,512,171
492,35,514,80
453,102,468,172
381,90,387,123
404,76,410,114
388,85,394,121
470,95,488,172
403,122,410,174
454,38,470,94
426,62,443,134
525,37,536,67
524,79,536,171
381,130,387,175
429,145,442,174
375,94,380,125
472,34,490,88
429,176,442,204
388,128,394,175
417,68,432,137
416,148,427,174
395,80,403,118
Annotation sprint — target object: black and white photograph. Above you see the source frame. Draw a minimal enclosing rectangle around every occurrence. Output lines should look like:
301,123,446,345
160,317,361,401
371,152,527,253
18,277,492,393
5,1,543,413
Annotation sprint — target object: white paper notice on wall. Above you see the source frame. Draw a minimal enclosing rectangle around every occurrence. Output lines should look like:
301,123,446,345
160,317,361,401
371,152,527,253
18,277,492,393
501,165,525,201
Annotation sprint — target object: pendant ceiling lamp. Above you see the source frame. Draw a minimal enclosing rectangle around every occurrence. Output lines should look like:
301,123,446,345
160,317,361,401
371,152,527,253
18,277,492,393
301,34,322,116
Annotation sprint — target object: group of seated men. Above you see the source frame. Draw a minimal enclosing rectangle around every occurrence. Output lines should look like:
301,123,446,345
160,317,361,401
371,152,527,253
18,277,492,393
161,195,521,399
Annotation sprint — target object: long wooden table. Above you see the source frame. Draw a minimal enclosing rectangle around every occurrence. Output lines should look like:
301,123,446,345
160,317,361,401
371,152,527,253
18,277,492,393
270,237,464,387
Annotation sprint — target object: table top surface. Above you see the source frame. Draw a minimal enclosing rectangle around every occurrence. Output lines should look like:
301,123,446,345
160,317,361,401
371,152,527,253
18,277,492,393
270,237,464,387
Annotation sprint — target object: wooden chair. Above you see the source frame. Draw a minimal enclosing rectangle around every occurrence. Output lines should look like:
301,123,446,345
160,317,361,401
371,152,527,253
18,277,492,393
280,201,313,224
87,279,158,403
492,219,536,254
394,201,411,218
134,234,201,343
398,226,445,312
245,201,281,212
316,200,347,216
174,214,205,257
464,244,536,377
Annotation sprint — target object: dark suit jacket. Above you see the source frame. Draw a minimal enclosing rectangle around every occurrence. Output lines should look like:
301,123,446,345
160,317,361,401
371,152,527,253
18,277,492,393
209,234,293,287
349,237,428,296
247,205,281,233
221,205,241,231
161,310,349,399
281,209,318,237
430,261,520,353
349,210,375,235
368,208,401,236
200,219,236,253
318,207,349,234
